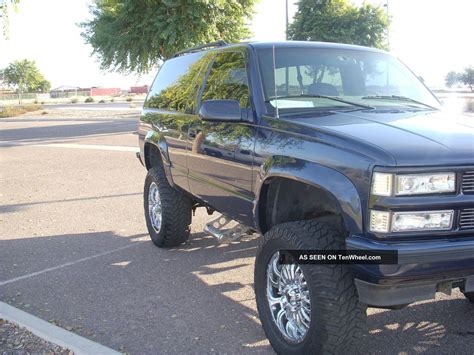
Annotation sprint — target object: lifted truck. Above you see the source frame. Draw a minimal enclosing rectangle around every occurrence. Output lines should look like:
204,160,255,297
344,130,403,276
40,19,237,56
137,40,474,354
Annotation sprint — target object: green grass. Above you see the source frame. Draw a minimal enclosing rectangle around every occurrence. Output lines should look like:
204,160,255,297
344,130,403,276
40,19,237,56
0,104,43,118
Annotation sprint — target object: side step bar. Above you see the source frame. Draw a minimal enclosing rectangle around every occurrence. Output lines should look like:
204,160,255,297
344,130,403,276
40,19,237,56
204,215,255,244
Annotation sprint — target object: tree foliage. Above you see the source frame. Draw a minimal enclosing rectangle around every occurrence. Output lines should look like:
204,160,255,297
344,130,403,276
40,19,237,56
80,0,257,74
445,67,474,91
1,59,51,92
461,67,474,92
1,0,20,38
288,0,389,49
445,71,461,88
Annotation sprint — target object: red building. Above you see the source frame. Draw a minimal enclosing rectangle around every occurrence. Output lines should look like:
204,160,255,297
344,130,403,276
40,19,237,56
130,85,149,94
90,87,121,96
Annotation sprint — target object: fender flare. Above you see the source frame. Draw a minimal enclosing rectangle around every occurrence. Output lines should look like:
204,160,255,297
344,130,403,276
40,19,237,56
254,156,364,235
143,130,174,186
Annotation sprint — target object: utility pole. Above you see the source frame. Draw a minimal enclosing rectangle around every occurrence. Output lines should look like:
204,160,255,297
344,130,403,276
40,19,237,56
384,0,390,48
285,0,289,40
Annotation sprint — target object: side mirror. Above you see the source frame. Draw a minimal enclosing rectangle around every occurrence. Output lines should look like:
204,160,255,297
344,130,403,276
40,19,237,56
198,99,242,122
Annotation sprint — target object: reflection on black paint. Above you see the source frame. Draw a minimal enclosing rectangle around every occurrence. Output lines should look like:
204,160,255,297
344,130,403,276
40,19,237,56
187,50,256,225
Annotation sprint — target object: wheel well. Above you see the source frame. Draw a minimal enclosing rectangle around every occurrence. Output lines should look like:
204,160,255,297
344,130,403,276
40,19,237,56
258,177,345,234
144,143,163,170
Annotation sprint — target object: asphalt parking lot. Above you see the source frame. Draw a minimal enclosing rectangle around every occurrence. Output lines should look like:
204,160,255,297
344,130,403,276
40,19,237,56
1,106,473,354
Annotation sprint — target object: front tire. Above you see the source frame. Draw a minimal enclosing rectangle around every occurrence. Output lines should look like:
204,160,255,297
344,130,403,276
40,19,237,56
144,166,192,247
254,220,366,354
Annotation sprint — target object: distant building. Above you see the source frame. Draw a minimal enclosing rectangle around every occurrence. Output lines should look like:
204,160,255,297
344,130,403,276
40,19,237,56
90,87,121,96
50,86,121,98
50,86,82,98
130,85,149,94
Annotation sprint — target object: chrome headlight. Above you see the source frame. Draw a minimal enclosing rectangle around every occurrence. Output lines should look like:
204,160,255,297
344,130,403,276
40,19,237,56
371,172,455,196
370,210,454,233
395,173,455,195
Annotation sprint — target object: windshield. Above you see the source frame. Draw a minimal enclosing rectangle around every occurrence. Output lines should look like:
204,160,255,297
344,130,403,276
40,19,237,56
256,46,441,116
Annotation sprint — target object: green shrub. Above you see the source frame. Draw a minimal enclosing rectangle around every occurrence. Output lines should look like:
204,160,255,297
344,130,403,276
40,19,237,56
71,97,78,103
126,96,133,102
34,99,39,104
85,97,94,103
110,98,115,102
98,99,106,103
40,101,45,105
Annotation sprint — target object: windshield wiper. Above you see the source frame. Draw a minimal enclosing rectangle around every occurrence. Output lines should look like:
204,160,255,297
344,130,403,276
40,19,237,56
361,95,438,110
266,94,374,110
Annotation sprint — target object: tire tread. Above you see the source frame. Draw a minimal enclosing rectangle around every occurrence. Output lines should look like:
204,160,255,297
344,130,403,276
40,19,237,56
255,220,366,354
144,166,192,247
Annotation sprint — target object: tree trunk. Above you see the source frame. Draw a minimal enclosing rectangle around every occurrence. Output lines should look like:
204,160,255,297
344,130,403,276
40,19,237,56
192,131,205,153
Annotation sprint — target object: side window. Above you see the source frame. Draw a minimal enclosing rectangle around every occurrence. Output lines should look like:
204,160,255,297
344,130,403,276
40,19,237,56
145,52,211,112
201,51,250,108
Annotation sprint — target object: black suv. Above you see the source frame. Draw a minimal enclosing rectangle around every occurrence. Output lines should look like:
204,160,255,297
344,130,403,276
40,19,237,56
138,41,474,353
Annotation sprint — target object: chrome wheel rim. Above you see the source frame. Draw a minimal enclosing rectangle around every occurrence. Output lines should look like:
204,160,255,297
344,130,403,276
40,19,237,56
266,252,311,343
148,182,162,233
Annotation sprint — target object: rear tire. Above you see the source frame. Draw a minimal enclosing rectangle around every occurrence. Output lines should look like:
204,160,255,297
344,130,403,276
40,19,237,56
254,220,366,354
144,166,192,247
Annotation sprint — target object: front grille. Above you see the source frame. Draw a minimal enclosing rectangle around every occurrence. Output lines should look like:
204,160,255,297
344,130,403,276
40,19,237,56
460,208,474,230
462,171,474,194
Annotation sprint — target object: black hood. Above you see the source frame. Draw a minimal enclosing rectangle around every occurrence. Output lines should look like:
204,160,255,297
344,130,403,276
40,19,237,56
289,109,474,166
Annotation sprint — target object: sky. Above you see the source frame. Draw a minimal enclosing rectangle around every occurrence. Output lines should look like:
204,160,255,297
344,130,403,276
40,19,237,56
1,0,473,90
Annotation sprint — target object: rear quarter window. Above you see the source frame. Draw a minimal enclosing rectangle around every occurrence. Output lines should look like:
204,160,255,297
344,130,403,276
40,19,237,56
144,51,212,112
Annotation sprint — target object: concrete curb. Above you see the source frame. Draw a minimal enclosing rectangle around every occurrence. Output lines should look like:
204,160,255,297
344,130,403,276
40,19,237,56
0,302,120,355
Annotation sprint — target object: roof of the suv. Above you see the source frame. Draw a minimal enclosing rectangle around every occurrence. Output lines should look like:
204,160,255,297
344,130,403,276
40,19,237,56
172,40,386,58
248,41,384,53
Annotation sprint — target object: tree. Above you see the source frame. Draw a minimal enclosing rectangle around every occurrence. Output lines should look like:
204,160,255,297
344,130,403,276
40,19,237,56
445,67,474,91
80,0,257,74
445,71,461,88
460,66,473,92
2,59,51,93
288,0,389,50
1,0,20,38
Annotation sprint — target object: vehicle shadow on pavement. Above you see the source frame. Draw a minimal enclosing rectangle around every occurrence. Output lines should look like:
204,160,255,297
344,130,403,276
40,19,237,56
363,297,474,354
2,229,473,354
0,230,273,353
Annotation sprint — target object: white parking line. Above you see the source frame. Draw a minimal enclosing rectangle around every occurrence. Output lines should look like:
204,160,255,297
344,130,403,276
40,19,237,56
0,301,120,355
0,242,144,287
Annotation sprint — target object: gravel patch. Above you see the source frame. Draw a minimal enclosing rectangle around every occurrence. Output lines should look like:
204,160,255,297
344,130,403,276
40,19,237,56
0,319,71,355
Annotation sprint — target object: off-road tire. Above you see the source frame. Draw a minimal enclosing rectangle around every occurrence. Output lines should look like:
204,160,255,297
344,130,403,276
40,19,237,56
463,291,474,303
144,166,192,247
254,220,366,354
